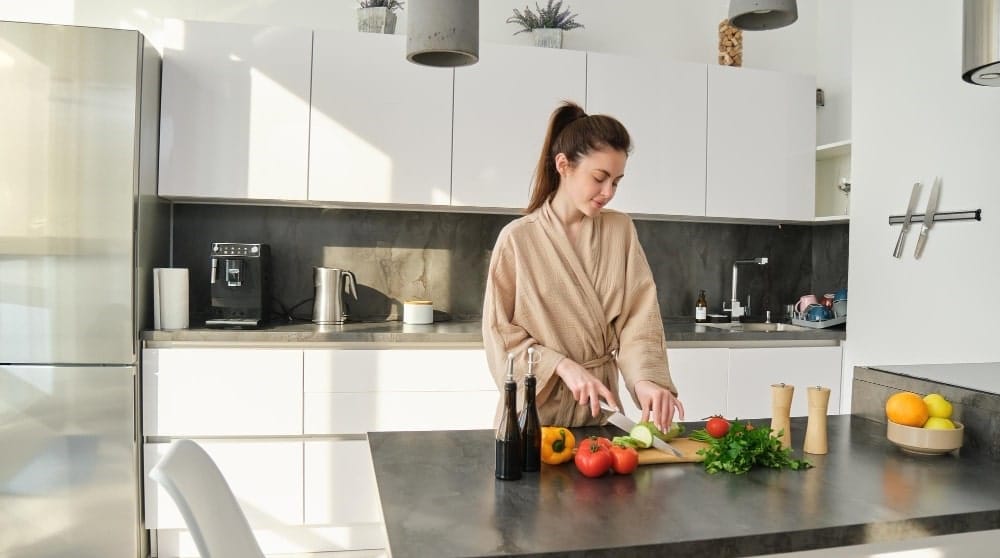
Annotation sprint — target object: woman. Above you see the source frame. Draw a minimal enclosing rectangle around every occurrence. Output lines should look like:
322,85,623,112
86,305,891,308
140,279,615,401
483,101,683,432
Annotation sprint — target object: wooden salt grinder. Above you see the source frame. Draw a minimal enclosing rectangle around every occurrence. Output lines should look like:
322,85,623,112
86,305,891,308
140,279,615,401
770,383,794,449
804,386,832,455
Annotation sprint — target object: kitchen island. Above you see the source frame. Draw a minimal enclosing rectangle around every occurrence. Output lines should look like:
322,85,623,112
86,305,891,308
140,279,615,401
368,415,1000,557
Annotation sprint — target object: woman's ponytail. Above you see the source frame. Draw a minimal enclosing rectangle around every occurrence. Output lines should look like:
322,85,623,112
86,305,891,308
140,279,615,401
525,101,630,214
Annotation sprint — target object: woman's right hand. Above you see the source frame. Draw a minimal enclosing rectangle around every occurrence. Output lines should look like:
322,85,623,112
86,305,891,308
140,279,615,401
554,358,619,419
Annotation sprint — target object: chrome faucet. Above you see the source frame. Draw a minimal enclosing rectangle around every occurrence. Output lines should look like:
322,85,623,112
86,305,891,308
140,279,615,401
723,257,768,322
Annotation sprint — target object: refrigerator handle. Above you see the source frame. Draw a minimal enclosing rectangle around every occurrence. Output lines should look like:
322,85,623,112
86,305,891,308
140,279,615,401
211,258,217,285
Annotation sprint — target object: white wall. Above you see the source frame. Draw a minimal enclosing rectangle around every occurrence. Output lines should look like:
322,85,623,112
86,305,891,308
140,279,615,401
845,0,1000,409
0,0,817,73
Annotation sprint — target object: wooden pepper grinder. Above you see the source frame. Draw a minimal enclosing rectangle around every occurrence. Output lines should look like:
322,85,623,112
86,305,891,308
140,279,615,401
804,386,832,455
770,383,794,449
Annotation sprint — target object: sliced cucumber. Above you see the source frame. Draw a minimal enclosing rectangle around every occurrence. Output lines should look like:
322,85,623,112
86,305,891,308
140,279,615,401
628,424,655,449
612,436,642,449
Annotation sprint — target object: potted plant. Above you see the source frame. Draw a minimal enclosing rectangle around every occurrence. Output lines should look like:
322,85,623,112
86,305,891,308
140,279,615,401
357,0,404,34
506,0,584,49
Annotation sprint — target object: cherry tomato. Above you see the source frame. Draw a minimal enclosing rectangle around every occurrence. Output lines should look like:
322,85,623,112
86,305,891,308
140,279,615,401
609,445,639,475
574,438,613,478
705,416,731,438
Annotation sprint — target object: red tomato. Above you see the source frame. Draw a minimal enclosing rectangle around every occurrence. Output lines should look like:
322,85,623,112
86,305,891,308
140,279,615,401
574,438,613,478
609,445,639,475
706,416,731,438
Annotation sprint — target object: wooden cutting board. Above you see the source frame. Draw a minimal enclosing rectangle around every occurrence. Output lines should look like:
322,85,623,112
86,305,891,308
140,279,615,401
636,437,711,465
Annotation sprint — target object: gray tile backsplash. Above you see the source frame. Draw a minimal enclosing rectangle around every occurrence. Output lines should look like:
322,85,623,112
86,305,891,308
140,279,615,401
172,204,848,323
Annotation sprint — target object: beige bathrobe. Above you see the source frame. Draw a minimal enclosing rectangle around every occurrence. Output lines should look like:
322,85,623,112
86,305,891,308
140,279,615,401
483,199,677,427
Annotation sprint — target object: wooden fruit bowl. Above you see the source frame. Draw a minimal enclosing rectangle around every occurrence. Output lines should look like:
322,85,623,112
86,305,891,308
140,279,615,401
886,420,964,455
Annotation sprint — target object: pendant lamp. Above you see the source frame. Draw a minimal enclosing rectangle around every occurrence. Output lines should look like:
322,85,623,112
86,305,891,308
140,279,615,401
728,0,798,31
963,0,1000,86
406,0,479,67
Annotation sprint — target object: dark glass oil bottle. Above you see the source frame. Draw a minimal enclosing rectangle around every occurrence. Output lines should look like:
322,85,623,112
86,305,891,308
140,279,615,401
496,352,521,480
519,347,542,472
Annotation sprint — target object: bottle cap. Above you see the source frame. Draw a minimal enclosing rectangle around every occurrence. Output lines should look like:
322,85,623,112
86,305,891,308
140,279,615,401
526,347,537,378
505,352,515,383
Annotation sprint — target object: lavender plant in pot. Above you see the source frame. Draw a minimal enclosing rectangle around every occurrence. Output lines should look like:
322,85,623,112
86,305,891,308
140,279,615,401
506,0,584,49
357,0,404,34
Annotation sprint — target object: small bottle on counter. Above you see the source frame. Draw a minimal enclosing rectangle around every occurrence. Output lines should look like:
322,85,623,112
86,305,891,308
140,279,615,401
496,352,522,480
519,347,542,472
695,290,708,323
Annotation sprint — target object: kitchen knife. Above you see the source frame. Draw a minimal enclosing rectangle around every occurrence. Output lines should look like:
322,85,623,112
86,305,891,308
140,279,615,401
914,177,942,259
893,182,921,258
600,402,682,457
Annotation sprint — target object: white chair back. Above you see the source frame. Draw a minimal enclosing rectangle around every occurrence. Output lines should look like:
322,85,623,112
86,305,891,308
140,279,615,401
149,439,265,558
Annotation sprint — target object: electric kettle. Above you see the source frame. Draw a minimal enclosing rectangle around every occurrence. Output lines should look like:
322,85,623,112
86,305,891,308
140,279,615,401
313,267,358,325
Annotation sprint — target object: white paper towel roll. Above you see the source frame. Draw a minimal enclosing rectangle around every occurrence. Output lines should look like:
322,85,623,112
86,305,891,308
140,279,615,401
154,268,189,330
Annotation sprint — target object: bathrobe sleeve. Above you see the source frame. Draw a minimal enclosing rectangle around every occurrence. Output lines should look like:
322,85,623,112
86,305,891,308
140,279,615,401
613,218,678,400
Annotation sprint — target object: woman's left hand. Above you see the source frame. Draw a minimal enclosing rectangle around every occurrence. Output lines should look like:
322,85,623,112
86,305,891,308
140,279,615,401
634,380,685,433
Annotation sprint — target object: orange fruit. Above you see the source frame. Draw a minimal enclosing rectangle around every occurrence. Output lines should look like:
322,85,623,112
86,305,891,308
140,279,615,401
885,392,929,427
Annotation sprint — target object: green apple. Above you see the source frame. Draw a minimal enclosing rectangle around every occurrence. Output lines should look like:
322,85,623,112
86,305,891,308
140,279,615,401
923,393,953,419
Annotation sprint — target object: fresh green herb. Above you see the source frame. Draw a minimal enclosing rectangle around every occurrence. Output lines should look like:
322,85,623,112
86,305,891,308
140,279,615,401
696,421,812,474
688,428,714,443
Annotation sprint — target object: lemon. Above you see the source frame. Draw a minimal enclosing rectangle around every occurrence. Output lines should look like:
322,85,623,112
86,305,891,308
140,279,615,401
923,393,953,419
924,417,956,430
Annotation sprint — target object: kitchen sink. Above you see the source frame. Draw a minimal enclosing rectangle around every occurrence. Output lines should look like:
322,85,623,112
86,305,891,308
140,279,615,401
703,322,813,333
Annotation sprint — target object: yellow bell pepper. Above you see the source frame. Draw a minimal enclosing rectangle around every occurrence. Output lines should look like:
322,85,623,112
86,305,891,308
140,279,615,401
540,426,576,465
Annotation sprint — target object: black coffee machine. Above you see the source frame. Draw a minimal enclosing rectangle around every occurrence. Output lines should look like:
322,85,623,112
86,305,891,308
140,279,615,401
206,242,271,328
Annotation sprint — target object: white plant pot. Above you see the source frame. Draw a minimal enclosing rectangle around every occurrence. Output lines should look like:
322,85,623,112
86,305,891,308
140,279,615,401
357,7,397,34
533,28,563,49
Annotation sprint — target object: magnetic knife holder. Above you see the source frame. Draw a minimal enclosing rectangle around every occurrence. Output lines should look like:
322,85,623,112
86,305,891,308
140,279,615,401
888,209,981,225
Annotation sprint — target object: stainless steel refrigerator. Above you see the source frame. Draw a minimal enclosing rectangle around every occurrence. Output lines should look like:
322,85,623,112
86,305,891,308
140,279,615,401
0,21,168,557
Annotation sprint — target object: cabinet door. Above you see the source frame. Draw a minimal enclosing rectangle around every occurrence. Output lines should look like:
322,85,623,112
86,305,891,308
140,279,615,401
706,65,815,221
309,32,453,205
303,439,386,551
452,43,586,209
158,20,311,200
303,349,497,434
143,348,303,436
727,346,842,419
144,440,304,530
587,54,707,217
617,348,728,422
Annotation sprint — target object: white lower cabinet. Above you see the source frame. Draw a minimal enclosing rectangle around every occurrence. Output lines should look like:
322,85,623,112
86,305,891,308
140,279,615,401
143,348,303,436
143,347,497,556
145,440,306,557
303,348,498,433
727,346,843,419
303,439,387,550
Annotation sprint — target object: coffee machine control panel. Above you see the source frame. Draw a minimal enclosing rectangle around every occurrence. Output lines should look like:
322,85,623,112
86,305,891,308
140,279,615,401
212,242,262,257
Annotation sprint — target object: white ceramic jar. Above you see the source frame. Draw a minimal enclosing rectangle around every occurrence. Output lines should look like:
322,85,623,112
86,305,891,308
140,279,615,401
403,300,434,324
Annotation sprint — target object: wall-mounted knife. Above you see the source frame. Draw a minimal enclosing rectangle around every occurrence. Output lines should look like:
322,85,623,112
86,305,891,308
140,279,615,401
914,177,942,259
893,182,921,259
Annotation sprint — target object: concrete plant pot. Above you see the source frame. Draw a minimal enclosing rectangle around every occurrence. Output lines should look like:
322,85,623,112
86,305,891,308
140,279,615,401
533,28,563,49
357,7,397,34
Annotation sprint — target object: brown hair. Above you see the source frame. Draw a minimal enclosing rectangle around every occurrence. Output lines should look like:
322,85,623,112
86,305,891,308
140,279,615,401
525,101,632,214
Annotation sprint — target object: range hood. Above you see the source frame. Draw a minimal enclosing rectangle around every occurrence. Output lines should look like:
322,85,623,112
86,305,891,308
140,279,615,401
963,0,1000,86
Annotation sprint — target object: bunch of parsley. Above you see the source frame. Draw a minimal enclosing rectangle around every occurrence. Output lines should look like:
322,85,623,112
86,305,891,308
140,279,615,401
695,421,812,474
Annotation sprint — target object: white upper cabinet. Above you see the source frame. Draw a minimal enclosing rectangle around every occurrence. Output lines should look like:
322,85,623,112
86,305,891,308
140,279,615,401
452,43,587,210
706,65,815,221
309,32,453,205
587,54,707,217
158,21,312,200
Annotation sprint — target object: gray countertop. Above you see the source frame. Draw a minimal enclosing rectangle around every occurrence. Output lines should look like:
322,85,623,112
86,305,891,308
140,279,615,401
142,318,845,348
368,415,1000,557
